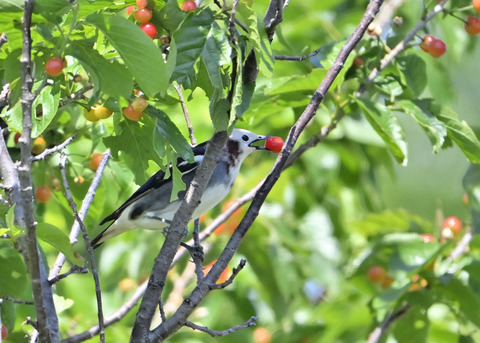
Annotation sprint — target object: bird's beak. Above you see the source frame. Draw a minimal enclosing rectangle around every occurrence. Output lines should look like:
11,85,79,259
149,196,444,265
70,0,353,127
249,135,272,150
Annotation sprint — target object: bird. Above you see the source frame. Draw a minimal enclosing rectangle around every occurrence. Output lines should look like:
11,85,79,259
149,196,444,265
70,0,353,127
91,129,272,248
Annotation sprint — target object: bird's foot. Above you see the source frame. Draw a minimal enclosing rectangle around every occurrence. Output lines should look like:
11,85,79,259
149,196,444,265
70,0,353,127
180,242,204,262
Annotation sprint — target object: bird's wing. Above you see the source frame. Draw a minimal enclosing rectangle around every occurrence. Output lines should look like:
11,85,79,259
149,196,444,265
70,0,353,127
99,142,208,225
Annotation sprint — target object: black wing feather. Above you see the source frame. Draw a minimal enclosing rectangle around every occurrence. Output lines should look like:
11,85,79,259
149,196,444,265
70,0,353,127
99,141,209,225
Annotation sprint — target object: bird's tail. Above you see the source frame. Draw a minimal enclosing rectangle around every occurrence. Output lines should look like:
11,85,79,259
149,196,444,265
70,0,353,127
90,223,113,249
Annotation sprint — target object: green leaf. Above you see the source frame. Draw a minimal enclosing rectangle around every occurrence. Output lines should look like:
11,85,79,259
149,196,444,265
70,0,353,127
397,55,427,96
0,241,27,298
104,115,163,184
463,164,480,234
34,0,72,22
436,107,480,164
393,306,429,343
237,2,274,77
3,85,60,137
37,223,83,266
396,100,447,153
85,13,168,97
439,277,480,328
268,68,328,95
148,106,193,161
0,0,23,12
67,40,133,102
353,97,408,165
170,9,215,87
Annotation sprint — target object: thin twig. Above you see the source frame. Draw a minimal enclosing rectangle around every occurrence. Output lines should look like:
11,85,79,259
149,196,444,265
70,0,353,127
48,150,110,280
31,134,77,162
48,265,88,285
209,259,246,290
59,153,105,343
174,84,196,146
185,316,257,337
58,83,94,108
275,47,321,61
366,304,410,343
2,295,34,305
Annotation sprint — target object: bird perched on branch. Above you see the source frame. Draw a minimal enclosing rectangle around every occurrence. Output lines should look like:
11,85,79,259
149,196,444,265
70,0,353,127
91,129,272,248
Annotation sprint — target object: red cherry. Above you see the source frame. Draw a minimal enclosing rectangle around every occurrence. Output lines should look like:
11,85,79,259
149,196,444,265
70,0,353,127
465,16,480,35
139,23,157,39
45,57,65,77
123,104,143,121
126,5,135,16
421,233,435,243
265,136,284,153
1,325,7,340
367,266,387,283
36,185,52,203
474,0,480,13
89,152,103,171
14,132,21,144
443,216,462,233
136,0,148,8
134,8,153,24
420,35,434,53
181,0,197,11
428,38,446,58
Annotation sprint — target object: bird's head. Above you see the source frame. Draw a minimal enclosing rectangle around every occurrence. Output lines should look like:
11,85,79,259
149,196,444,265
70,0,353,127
226,129,271,162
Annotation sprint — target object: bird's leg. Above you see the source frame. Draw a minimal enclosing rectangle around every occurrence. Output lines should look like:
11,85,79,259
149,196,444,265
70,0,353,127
180,219,204,264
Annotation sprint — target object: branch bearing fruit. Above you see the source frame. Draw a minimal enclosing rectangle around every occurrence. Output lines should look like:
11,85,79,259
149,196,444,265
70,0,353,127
36,185,52,203
465,16,480,35
265,136,284,153
134,8,153,24
181,0,197,11
139,23,157,39
45,57,65,77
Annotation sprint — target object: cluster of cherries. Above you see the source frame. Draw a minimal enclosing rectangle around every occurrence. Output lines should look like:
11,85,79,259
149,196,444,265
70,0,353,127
420,0,480,58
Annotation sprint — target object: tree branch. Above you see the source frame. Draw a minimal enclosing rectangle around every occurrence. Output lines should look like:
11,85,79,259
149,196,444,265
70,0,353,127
48,150,111,280
17,1,60,341
59,153,105,342
184,316,257,337
31,134,77,162
367,304,409,343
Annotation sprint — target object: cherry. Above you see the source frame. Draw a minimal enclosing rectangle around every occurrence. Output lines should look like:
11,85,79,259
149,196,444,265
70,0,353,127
420,35,434,53
14,132,21,144
367,265,387,283
123,104,143,121
428,38,446,58
118,278,136,292
253,327,272,343
421,233,435,243
1,325,7,340
442,216,462,239
126,5,135,16
131,97,148,112
89,152,103,171
45,57,65,77
181,1,197,11
136,0,148,8
84,108,100,122
139,23,157,39
32,136,46,155
474,0,480,13
465,16,480,35
380,275,394,289
36,185,52,203
93,105,112,119
134,8,153,24
265,136,284,153
353,57,364,68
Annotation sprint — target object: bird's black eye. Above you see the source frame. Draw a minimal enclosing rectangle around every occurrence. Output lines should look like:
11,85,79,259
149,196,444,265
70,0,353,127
242,135,249,142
